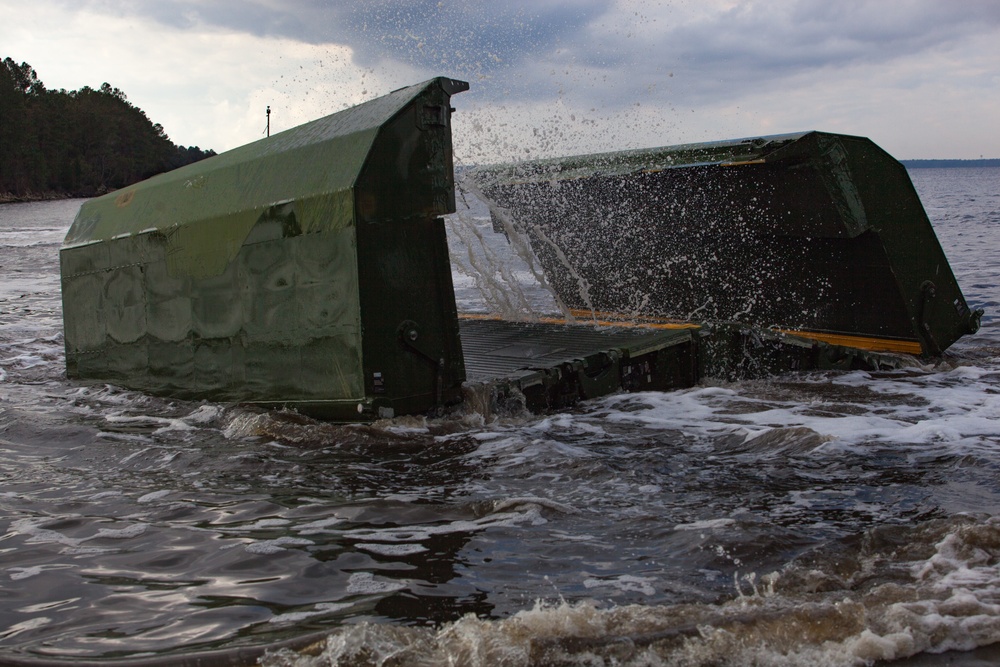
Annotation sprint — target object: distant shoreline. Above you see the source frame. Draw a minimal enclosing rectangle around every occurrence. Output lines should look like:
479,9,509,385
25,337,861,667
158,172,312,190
901,159,1000,169
0,191,86,204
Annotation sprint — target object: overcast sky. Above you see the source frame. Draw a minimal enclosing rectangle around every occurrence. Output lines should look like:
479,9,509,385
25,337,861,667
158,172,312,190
4,0,999,162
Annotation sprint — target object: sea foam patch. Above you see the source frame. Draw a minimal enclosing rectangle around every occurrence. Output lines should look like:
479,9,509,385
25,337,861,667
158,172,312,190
584,360,1000,456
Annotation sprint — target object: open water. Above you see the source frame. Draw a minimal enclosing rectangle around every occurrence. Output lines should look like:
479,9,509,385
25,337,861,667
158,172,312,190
1,167,1000,666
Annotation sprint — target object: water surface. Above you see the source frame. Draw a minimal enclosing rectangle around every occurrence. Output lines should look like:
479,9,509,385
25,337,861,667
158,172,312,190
1,170,1000,665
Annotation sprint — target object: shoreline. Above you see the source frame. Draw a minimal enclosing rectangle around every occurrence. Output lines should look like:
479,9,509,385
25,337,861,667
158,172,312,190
0,191,92,204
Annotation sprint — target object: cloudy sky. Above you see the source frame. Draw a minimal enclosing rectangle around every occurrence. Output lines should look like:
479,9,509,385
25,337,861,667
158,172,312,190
4,0,999,162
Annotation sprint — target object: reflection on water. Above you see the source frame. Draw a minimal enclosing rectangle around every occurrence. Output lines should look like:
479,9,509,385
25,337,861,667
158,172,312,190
1,169,1000,665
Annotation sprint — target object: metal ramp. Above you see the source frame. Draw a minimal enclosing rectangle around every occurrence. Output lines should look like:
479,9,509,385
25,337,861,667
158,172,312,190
458,316,698,413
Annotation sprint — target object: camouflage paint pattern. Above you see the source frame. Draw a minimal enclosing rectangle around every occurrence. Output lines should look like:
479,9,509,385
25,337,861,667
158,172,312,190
61,77,470,421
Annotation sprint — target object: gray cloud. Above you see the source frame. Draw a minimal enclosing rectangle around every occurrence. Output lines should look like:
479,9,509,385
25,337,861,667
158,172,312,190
55,0,1000,113
527,0,1000,109
60,0,609,77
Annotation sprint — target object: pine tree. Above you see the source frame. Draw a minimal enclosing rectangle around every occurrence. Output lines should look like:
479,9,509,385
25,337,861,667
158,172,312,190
0,57,216,201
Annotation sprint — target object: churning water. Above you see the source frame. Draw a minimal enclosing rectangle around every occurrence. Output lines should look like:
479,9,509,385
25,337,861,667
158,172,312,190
2,168,1000,666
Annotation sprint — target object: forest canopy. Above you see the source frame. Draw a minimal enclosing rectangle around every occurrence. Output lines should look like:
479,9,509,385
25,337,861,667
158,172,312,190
0,57,216,201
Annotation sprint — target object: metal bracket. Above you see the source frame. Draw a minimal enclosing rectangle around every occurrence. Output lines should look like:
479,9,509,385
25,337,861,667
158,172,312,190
917,281,942,356
397,320,445,405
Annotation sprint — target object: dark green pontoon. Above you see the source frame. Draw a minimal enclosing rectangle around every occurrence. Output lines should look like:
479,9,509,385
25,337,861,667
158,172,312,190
61,77,470,421
60,78,980,422
473,132,982,357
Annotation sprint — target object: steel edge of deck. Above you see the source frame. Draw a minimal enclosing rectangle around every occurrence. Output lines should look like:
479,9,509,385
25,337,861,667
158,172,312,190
451,314,914,419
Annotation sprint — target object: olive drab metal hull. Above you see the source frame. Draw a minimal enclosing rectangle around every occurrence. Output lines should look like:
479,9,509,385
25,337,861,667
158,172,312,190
61,77,470,421
60,79,981,422
473,132,982,357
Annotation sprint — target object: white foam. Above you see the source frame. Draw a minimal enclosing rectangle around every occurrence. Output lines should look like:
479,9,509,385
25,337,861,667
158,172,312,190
295,517,345,535
181,404,222,425
674,518,736,531
94,524,148,540
244,536,315,555
8,567,43,581
104,407,220,436
222,412,269,439
346,571,407,595
356,543,429,556
231,518,292,532
0,352,48,369
137,490,171,503
582,362,1000,459
10,518,85,547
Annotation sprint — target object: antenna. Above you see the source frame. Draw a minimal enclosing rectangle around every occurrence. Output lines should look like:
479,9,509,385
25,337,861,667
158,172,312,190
266,106,271,137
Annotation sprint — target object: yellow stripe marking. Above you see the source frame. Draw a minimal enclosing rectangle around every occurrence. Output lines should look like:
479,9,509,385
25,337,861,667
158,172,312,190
776,330,923,355
458,313,922,354
720,159,766,167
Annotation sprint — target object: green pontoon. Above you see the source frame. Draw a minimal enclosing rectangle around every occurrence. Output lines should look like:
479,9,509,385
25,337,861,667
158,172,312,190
60,78,980,421
473,131,982,357
62,78,470,421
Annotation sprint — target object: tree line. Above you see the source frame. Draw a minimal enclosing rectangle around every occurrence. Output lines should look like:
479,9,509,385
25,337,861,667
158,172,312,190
0,57,216,201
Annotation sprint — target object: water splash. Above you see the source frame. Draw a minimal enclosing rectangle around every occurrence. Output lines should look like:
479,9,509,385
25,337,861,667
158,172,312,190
447,171,573,321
